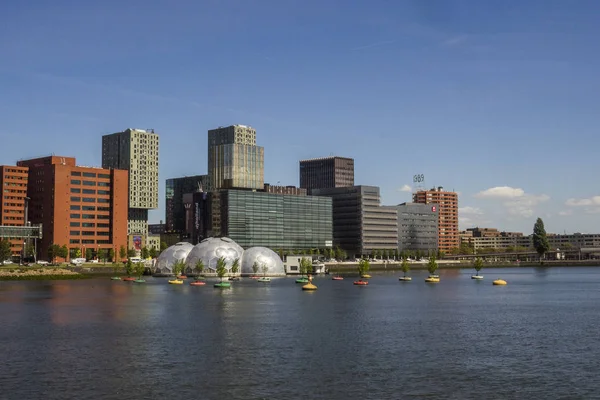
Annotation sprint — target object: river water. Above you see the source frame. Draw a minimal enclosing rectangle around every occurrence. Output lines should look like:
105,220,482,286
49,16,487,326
1,267,599,399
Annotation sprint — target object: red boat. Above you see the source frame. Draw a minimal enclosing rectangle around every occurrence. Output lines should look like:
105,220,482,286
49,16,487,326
353,279,369,286
249,276,260,279
332,276,344,281
177,275,187,279
122,277,136,282
190,281,206,286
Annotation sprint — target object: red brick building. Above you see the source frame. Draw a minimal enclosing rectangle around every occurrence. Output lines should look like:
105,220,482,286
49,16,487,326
17,156,128,261
0,165,29,255
413,187,459,252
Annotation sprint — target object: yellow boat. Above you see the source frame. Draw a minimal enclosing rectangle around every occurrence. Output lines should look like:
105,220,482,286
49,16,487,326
302,282,318,290
425,276,440,283
361,274,372,279
168,279,184,285
493,279,507,285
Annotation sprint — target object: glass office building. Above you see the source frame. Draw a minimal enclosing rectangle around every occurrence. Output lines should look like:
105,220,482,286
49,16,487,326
219,190,332,250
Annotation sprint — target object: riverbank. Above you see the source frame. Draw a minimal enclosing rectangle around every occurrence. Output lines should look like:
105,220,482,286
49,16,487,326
0,267,84,281
325,260,600,272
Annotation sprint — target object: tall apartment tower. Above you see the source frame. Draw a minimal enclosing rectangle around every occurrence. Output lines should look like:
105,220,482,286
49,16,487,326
207,125,264,190
0,165,29,255
102,128,159,238
413,187,459,252
16,156,128,260
299,156,354,193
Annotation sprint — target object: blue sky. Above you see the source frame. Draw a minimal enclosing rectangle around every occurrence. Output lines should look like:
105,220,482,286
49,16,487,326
1,0,599,234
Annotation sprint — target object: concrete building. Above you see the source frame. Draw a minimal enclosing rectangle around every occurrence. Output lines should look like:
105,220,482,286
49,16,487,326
165,175,209,232
413,187,459,252
210,190,333,250
101,128,159,239
0,165,29,256
311,186,397,256
397,202,439,253
299,156,354,193
208,125,264,190
17,156,128,261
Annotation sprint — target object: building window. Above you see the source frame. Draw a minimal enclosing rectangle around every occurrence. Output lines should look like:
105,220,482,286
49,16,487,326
70,231,80,235
82,198,95,203
71,180,81,185
70,213,80,219
98,173,110,179
70,239,80,244
71,188,81,193
82,214,95,219
82,189,95,194
83,172,96,178
98,190,110,195
70,222,80,227
71,172,81,177
70,205,80,210
97,198,109,203
82,181,96,186
71,197,81,202
82,222,95,228
82,240,94,244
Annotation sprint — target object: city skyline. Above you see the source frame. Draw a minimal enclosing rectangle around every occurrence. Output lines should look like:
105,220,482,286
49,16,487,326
1,1,599,234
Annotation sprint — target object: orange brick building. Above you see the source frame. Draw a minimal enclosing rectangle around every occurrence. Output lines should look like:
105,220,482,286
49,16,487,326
0,165,29,255
17,156,128,261
413,187,459,252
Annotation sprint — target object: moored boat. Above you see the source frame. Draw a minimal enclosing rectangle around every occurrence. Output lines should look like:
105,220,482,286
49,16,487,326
353,279,369,286
332,276,344,280
168,279,183,285
190,280,206,286
398,276,412,281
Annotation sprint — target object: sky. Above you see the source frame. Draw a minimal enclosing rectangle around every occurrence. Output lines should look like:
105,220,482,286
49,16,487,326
1,0,599,235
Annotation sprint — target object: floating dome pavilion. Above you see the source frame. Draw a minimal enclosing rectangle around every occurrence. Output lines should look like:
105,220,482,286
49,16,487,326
184,237,245,273
241,247,285,276
154,242,194,274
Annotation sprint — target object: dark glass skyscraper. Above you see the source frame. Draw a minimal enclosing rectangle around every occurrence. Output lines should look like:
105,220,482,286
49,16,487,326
299,156,354,193
165,175,208,232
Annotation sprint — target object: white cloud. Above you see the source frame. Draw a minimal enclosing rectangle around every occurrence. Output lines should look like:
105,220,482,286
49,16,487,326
398,184,412,192
459,206,483,215
565,196,600,207
585,207,600,214
475,186,525,199
558,210,573,216
504,194,550,218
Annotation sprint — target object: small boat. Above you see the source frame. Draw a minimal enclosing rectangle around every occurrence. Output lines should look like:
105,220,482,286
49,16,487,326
332,276,344,281
302,282,318,290
134,279,145,283
493,279,507,286
471,275,484,280
122,277,136,282
398,276,412,281
168,279,183,285
353,279,369,286
257,277,271,282
228,276,240,281
177,275,187,279
425,276,440,283
214,281,231,288
190,281,206,286
249,275,260,280
110,277,121,281
430,274,440,279
295,277,309,284
361,274,372,279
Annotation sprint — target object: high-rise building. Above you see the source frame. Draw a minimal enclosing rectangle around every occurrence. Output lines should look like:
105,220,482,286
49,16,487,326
413,187,459,251
101,128,159,239
207,125,264,190
0,165,29,255
210,190,332,250
165,175,209,232
17,156,128,260
299,156,354,193
397,202,439,253
311,186,397,256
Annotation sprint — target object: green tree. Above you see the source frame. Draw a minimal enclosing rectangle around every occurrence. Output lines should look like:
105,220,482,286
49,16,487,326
59,245,68,261
149,247,157,259
24,243,35,258
427,256,438,276
108,248,115,263
299,257,311,277
171,260,185,277
127,248,136,258
69,248,79,259
47,244,60,264
124,259,134,277
119,245,127,261
231,257,240,276
160,241,168,252
98,249,107,264
141,247,149,259
195,259,205,276
261,262,268,277
533,217,550,262
86,248,93,260
215,257,227,282
335,246,343,260
0,239,11,264
252,261,259,276
134,261,145,279
401,257,410,277
474,257,484,276
358,258,370,276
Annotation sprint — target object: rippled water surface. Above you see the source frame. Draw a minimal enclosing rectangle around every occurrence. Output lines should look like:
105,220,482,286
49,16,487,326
2,267,600,399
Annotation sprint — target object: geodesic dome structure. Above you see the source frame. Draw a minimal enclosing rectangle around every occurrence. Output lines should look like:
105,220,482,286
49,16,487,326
184,237,244,273
241,246,285,276
154,242,194,274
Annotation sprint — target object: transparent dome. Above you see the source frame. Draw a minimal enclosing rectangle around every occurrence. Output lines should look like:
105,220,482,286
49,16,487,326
184,237,244,273
154,242,194,274
241,247,285,276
